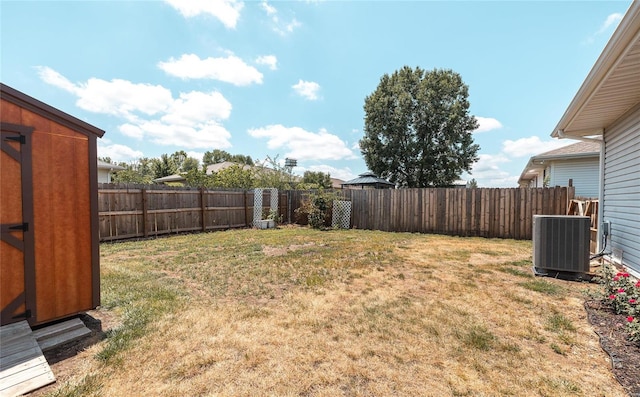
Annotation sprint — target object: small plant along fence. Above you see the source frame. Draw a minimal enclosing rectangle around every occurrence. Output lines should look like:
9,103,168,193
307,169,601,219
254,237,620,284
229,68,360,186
98,184,287,241
98,185,574,242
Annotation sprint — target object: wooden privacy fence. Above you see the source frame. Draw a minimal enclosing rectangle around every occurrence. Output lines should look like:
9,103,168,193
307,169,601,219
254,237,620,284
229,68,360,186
98,184,288,241
99,185,574,242
288,186,575,240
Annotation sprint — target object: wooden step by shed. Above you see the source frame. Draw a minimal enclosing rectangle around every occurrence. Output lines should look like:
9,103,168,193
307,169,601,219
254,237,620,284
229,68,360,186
0,321,55,397
0,318,93,396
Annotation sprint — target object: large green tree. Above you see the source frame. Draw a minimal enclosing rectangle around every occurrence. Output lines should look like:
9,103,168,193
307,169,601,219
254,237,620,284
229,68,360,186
111,157,155,184
301,171,332,189
254,155,296,190
212,164,255,189
203,149,254,167
360,67,480,188
151,154,177,179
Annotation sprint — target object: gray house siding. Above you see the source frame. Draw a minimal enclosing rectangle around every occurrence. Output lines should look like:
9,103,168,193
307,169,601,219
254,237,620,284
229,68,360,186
549,158,600,198
603,105,640,274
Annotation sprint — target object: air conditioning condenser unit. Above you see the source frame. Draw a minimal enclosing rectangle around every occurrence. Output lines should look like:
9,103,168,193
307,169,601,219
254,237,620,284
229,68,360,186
532,215,590,273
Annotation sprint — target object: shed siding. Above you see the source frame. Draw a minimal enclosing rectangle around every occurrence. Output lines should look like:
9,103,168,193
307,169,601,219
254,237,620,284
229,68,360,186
1,97,96,325
2,84,102,327
603,106,640,274
549,158,600,198
31,115,94,323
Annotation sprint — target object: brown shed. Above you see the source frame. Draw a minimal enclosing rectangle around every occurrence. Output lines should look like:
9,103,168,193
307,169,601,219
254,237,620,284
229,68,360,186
1,83,104,327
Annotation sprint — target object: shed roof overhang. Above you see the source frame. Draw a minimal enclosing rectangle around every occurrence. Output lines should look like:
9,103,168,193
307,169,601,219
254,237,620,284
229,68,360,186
1,83,105,138
551,1,640,140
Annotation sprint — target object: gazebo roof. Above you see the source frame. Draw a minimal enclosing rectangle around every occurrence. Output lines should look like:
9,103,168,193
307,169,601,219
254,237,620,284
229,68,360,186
342,171,394,186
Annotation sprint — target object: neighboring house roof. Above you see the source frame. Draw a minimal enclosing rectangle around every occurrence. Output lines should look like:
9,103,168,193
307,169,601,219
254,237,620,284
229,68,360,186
518,141,601,184
551,1,640,139
153,174,186,183
342,171,395,188
331,178,345,189
97,160,125,171
205,161,252,174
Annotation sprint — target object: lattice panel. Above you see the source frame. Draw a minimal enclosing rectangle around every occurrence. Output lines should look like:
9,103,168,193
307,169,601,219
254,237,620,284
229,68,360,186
253,188,263,226
332,200,351,229
269,188,278,214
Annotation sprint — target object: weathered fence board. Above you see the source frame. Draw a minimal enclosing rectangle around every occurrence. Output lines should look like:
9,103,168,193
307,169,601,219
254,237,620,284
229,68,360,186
98,185,573,242
329,187,572,239
98,185,291,241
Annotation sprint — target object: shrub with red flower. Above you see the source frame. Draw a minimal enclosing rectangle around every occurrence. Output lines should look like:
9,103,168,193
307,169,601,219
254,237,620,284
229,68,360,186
596,265,640,343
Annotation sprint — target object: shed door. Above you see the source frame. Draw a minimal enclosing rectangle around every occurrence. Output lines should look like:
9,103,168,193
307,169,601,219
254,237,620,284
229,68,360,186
1,123,35,326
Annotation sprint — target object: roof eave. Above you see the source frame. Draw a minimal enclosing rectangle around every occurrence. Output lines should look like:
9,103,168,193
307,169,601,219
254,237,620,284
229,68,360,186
1,83,106,138
532,151,600,162
551,1,640,139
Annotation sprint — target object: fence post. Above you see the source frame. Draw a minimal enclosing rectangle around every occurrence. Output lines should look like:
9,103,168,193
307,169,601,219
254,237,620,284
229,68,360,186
244,190,249,227
142,188,149,238
200,187,206,232
566,186,575,214
288,190,292,224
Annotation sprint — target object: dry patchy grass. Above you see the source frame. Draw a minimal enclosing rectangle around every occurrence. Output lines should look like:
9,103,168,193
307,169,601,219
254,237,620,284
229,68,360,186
42,228,626,397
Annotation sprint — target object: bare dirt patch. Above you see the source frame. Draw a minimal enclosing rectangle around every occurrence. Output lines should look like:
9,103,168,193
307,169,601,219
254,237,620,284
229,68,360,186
262,242,318,256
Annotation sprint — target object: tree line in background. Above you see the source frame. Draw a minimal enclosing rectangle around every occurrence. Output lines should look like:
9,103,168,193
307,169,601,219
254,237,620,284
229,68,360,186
104,66,483,190
100,149,333,190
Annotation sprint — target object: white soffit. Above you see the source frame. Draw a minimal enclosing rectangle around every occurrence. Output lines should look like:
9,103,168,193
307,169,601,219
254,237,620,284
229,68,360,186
552,1,640,138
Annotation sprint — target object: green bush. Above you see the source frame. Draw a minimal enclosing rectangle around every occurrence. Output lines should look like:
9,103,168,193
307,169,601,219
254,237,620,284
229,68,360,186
295,190,345,229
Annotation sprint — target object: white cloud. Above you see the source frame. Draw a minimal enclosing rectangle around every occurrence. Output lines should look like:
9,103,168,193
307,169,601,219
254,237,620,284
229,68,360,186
502,136,573,158
35,66,77,93
129,119,231,149
260,1,302,35
37,66,172,120
186,151,205,163
474,116,503,133
462,136,575,188
281,19,302,35
256,55,278,70
463,154,515,187
119,124,145,140
472,153,510,173
98,143,144,162
584,12,623,44
292,80,321,100
597,13,623,35
158,54,263,86
39,67,234,150
162,91,232,125
301,164,356,181
261,1,276,16
164,0,244,29
248,125,356,161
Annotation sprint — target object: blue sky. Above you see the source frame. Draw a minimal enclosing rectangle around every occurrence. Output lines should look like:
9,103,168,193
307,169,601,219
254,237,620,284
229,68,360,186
1,0,632,186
